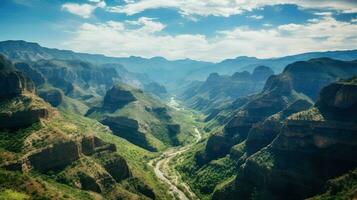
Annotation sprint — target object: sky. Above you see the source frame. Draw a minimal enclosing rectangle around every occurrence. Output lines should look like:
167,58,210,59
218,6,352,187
0,0,357,62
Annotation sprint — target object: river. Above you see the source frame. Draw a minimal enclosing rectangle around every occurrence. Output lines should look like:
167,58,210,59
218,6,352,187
148,97,201,200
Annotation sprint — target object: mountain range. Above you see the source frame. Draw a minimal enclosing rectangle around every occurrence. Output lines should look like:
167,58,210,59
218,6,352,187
1,40,357,200
1,40,357,90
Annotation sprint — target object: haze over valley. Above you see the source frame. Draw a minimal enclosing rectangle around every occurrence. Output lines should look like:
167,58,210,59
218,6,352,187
1,1,357,200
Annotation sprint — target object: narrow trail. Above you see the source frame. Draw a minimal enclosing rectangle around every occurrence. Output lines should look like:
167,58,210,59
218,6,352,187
148,98,202,200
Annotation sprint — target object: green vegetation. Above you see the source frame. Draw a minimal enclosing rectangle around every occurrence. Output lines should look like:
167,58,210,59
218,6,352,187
0,189,29,200
309,168,357,200
173,140,237,200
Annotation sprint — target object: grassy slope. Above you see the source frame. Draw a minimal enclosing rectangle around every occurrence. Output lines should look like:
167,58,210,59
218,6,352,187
89,85,199,151
0,93,172,200
52,111,173,200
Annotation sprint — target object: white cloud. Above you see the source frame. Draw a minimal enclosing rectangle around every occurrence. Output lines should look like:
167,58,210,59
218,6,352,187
263,23,273,27
248,15,264,20
61,1,106,18
106,0,357,17
62,16,357,62
307,18,320,23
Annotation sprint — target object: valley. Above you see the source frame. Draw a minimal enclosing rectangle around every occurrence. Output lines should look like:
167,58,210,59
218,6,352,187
0,40,357,200
149,98,203,200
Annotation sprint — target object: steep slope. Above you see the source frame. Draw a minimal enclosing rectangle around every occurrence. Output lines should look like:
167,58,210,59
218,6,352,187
214,76,357,200
175,58,357,199
13,59,122,115
180,66,274,113
86,83,193,151
0,55,171,200
206,58,357,162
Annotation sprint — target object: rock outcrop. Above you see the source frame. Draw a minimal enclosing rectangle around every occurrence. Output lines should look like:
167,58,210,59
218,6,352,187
14,62,45,86
180,65,274,113
244,99,312,155
213,76,357,200
103,85,136,111
101,116,153,151
0,55,49,130
38,89,64,107
0,55,35,100
28,140,80,172
81,135,117,156
203,58,357,163
0,108,49,130
87,83,183,152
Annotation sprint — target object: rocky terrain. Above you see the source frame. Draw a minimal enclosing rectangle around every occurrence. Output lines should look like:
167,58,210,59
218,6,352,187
204,58,357,160
213,76,357,200
174,58,357,199
86,83,189,151
180,66,274,113
0,55,166,199
1,39,357,200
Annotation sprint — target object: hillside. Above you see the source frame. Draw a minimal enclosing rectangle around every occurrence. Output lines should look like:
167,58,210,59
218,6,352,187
86,83,196,151
0,54,174,200
179,66,274,113
174,58,357,199
213,76,357,200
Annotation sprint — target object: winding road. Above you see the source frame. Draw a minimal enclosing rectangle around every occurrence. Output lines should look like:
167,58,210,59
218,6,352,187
149,97,201,200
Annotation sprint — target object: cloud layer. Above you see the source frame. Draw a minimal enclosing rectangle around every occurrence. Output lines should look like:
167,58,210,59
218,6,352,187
62,15,357,61
106,0,357,17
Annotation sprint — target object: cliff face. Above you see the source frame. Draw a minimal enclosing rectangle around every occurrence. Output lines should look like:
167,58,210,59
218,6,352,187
87,83,183,151
12,59,122,109
180,65,274,113
203,58,357,164
103,85,136,111
0,55,50,130
38,88,64,107
282,58,357,100
0,62,35,101
101,116,154,151
0,108,49,130
213,76,357,200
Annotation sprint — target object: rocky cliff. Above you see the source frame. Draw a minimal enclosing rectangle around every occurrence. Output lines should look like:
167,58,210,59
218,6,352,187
203,58,357,163
180,65,274,113
87,83,184,151
213,76,357,200
0,55,35,101
0,55,50,130
103,84,137,111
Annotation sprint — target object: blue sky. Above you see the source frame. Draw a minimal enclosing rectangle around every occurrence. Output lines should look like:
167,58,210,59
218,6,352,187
1,0,357,61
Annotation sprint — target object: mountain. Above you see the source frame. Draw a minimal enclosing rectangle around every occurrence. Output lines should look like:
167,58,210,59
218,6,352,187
2,40,357,91
0,40,213,89
86,83,195,151
213,76,357,200
174,58,357,199
205,58,357,162
0,54,179,200
179,66,274,113
186,50,357,81
12,59,123,115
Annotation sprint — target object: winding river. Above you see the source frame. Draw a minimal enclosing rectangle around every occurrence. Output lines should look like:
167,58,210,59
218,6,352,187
148,98,201,200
